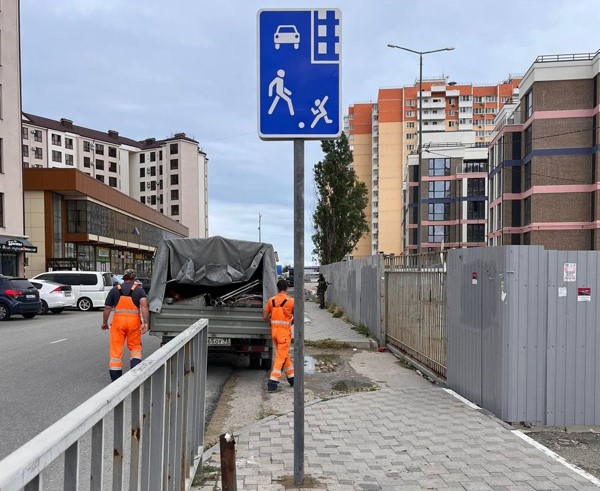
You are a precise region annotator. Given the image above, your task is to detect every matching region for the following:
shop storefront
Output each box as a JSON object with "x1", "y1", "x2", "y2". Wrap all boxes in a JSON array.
[{"x1": 0, "y1": 237, "x2": 38, "y2": 277}]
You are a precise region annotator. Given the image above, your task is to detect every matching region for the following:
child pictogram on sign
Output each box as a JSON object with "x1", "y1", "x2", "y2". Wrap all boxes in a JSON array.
[{"x1": 310, "y1": 96, "x2": 332, "y2": 128}]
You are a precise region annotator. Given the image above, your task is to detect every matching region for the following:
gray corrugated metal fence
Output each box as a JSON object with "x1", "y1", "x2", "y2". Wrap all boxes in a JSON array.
[
  {"x1": 448, "y1": 246, "x2": 600, "y2": 426},
  {"x1": 321, "y1": 256, "x2": 383, "y2": 343}
]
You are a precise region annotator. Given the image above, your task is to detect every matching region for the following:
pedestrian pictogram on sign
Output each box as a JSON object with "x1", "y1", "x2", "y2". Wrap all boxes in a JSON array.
[{"x1": 258, "y1": 9, "x2": 342, "y2": 140}]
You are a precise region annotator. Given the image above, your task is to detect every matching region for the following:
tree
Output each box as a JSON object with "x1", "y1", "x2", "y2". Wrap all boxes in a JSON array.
[{"x1": 312, "y1": 133, "x2": 369, "y2": 264}]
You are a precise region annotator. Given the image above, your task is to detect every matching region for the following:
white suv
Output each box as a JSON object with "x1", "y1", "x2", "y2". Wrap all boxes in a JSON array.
[{"x1": 31, "y1": 271, "x2": 113, "y2": 311}]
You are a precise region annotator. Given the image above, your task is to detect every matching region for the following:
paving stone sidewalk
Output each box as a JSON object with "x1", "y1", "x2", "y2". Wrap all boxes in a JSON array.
[{"x1": 196, "y1": 301, "x2": 600, "y2": 490}]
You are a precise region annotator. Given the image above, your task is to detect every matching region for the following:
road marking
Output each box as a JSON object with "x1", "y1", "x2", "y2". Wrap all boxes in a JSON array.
[{"x1": 50, "y1": 338, "x2": 67, "y2": 344}]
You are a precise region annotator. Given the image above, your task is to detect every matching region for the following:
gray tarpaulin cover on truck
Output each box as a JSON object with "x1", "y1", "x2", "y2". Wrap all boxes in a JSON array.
[{"x1": 148, "y1": 236, "x2": 278, "y2": 312}]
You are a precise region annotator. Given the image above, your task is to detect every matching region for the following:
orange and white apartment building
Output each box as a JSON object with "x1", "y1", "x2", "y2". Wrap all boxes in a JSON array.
[
  {"x1": 488, "y1": 50, "x2": 600, "y2": 250},
  {"x1": 346, "y1": 77, "x2": 520, "y2": 257}
]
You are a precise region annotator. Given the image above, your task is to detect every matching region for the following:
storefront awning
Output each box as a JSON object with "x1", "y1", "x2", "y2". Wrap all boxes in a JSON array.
[{"x1": 0, "y1": 236, "x2": 38, "y2": 253}]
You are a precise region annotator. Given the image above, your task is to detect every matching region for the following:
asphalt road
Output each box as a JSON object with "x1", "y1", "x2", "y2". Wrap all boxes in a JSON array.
[{"x1": 0, "y1": 309, "x2": 235, "y2": 461}]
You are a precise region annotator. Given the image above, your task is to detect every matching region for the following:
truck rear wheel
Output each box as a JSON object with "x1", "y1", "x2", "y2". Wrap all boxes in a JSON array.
[
  {"x1": 261, "y1": 357, "x2": 272, "y2": 370},
  {"x1": 249, "y1": 355, "x2": 261, "y2": 370}
]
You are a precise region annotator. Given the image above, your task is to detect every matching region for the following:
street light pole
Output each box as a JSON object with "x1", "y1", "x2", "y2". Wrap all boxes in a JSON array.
[{"x1": 387, "y1": 44, "x2": 454, "y2": 255}]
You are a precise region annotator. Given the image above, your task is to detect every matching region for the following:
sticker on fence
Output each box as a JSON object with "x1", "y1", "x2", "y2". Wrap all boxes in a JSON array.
[
  {"x1": 472, "y1": 272, "x2": 478, "y2": 285},
  {"x1": 558, "y1": 286, "x2": 567, "y2": 298},
  {"x1": 577, "y1": 287, "x2": 591, "y2": 302},
  {"x1": 564, "y1": 263, "x2": 576, "y2": 282}
]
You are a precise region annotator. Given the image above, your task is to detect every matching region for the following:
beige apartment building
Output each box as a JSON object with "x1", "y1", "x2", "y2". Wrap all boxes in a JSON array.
[
  {"x1": 347, "y1": 77, "x2": 520, "y2": 257},
  {"x1": 0, "y1": 2, "x2": 37, "y2": 276},
  {"x1": 22, "y1": 115, "x2": 209, "y2": 239}
]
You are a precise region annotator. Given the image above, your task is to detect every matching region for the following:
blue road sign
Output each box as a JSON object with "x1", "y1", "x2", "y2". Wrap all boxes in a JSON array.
[{"x1": 257, "y1": 9, "x2": 342, "y2": 140}]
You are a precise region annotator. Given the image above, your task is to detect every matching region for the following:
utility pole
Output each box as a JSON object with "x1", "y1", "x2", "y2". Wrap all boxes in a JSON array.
[{"x1": 258, "y1": 213, "x2": 262, "y2": 242}]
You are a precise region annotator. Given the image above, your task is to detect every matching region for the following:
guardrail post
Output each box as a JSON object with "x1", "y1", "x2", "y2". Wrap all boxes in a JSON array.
[{"x1": 219, "y1": 433, "x2": 237, "y2": 491}]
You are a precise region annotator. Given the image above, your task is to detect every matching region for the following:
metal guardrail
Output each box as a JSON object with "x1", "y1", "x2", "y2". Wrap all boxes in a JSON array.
[
  {"x1": 535, "y1": 51, "x2": 600, "y2": 63},
  {"x1": 0, "y1": 318, "x2": 208, "y2": 491}
]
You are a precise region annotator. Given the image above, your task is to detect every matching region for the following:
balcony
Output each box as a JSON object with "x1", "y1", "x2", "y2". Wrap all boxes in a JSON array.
[
  {"x1": 456, "y1": 162, "x2": 488, "y2": 174},
  {"x1": 418, "y1": 99, "x2": 446, "y2": 109},
  {"x1": 420, "y1": 111, "x2": 446, "y2": 121},
  {"x1": 431, "y1": 85, "x2": 446, "y2": 92},
  {"x1": 458, "y1": 99, "x2": 473, "y2": 108}
]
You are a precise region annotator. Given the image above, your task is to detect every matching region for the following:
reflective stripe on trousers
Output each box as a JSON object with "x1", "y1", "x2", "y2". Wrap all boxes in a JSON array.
[{"x1": 270, "y1": 326, "x2": 294, "y2": 382}]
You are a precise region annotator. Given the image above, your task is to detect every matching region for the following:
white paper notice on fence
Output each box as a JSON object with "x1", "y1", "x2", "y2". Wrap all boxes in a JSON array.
[
  {"x1": 564, "y1": 263, "x2": 576, "y2": 282},
  {"x1": 501, "y1": 291, "x2": 507, "y2": 302},
  {"x1": 558, "y1": 286, "x2": 567, "y2": 297}
]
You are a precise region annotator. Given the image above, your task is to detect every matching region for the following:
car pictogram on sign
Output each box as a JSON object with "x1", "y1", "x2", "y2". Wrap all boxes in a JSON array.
[{"x1": 274, "y1": 25, "x2": 300, "y2": 49}]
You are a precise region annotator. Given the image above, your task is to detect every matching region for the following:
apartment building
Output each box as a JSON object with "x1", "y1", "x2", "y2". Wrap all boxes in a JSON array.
[
  {"x1": 347, "y1": 77, "x2": 519, "y2": 256},
  {"x1": 404, "y1": 133, "x2": 488, "y2": 251},
  {"x1": 488, "y1": 50, "x2": 600, "y2": 250},
  {"x1": 22, "y1": 114, "x2": 208, "y2": 239},
  {"x1": 0, "y1": 2, "x2": 37, "y2": 276}
]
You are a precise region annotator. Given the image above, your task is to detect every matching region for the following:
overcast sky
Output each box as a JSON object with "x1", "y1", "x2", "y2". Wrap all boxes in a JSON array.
[{"x1": 19, "y1": 0, "x2": 600, "y2": 266}]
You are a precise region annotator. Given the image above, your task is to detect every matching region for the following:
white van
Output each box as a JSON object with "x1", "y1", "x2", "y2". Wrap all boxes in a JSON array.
[{"x1": 31, "y1": 271, "x2": 113, "y2": 311}]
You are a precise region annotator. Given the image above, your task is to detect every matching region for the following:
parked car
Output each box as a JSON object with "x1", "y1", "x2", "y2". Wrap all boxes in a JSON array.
[
  {"x1": 31, "y1": 271, "x2": 113, "y2": 311},
  {"x1": 0, "y1": 275, "x2": 41, "y2": 321},
  {"x1": 29, "y1": 280, "x2": 76, "y2": 314}
]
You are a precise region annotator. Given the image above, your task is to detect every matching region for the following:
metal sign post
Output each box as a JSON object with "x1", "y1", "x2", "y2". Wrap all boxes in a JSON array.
[{"x1": 257, "y1": 8, "x2": 341, "y2": 486}]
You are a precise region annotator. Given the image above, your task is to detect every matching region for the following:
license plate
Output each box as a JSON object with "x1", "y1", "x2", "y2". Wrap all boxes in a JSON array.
[
  {"x1": 64, "y1": 292, "x2": 72, "y2": 297},
  {"x1": 26, "y1": 294, "x2": 35, "y2": 299},
  {"x1": 207, "y1": 337, "x2": 231, "y2": 346}
]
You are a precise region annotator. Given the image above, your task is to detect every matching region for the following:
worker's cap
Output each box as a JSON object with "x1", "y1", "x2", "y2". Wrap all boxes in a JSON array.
[{"x1": 123, "y1": 269, "x2": 136, "y2": 280}]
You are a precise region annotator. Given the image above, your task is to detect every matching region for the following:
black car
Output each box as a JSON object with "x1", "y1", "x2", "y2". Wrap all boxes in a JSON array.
[
  {"x1": 0, "y1": 276, "x2": 41, "y2": 320},
  {"x1": 137, "y1": 277, "x2": 152, "y2": 295}
]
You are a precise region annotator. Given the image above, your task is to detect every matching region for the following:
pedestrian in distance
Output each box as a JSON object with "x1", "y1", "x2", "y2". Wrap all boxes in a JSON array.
[
  {"x1": 101, "y1": 269, "x2": 150, "y2": 381},
  {"x1": 317, "y1": 273, "x2": 329, "y2": 309},
  {"x1": 263, "y1": 279, "x2": 295, "y2": 393}
]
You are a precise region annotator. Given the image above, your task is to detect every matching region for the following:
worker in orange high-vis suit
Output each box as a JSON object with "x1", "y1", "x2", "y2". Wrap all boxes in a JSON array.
[
  {"x1": 101, "y1": 269, "x2": 150, "y2": 381},
  {"x1": 263, "y1": 279, "x2": 295, "y2": 392}
]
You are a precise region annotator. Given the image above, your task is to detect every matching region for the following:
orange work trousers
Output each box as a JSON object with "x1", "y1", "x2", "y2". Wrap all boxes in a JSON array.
[
  {"x1": 109, "y1": 314, "x2": 142, "y2": 375},
  {"x1": 269, "y1": 326, "x2": 294, "y2": 382}
]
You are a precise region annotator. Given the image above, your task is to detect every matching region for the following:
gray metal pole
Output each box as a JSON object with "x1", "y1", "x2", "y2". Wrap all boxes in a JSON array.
[
  {"x1": 293, "y1": 139, "x2": 305, "y2": 486},
  {"x1": 417, "y1": 53, "x2": 423, "y2": 256}
]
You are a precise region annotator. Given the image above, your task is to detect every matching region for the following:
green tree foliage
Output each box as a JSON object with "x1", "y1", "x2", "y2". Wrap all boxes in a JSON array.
[{"x1": 312, "y1": 133, "x2": 369, "y2": 264}]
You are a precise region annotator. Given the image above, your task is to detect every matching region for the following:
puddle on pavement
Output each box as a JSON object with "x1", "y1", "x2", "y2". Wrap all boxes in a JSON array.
[
  {"x1": 304, "y1": 354, "x2": 341, "y2": 374},
  {"x1": 332, "y1": 380, "x2": 374, "y2": 392}
]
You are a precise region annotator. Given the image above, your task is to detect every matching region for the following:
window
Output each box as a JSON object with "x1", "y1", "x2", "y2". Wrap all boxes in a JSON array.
[
  {"x1": 485, "y1": 95, "x2": 497, "y2": 103},
  {"x1": 65, "y1": 138, "x2": 73, "y2": 150},
  {"x1": 52, "y1": 150, "x2": 62, "y2": 163},
  {"x1": 524, "y1": 126, "x2": 532, "y2": 156},
  {"x1": 171, "y1": 189, "x2": 179, "y2": 200},
  {"x1": 525, "y1": 90, "x2": 533, "y2": 119},
  {"x1": 159, "y1": 195, "x2": 163, "y2": 204},
  {"x1": 407, "y1": 144, "x2": 415, "y2": 151},
  {"x1": 149, "y1": 166, "x2": 156, "y2": 177},
  {"x1": 467, "y1": 201, "x2": 485, "y2": 219},
  {"x1": 449, "y1": 99, "x2": 456, "y2": 106},
  {"x1": 150, "y1": 181, "x2": 156, "y2": 191},
  {"x1": 95, "y1": 143, "x2": 104, "y2": 155},
  {"x1": 159, "y1": 180, "x2": 163, "y2": 190},
  {"x1": 96, "y1": 175, "x2": 104, "y2": 183},
  {"x1": 459, "y1": 95, "x2": 472, "y2": 102},
  {"x1": 159, "y1": 165, "x2": 163, "y2": 176},
  {"x1": 428, "y1": 203, "x2": 449, "y2": 221},
  {"x1": 171, "y1": 174, "x2": 179, "y2": 185},
  {"x1": 109, "y1": 161, "x2": 117, "y2": 173},
  {"x1": 459, "y1": 119, "x2": 473, "y2": 125},
  {"x1": 406, "y1": 111, "x2": 414, "y2": 118},
  {"x1": 170, "y1": 159, "x2": 178, "y2": 170},
  {"x1": 84, "y1": 156, "x2": 91, "y2": 168},
  {"x1": 501, "y1": 96, "x2": 509, "y2": 103},
  {"x1": 474, "y1": 96, "x2": 483, "y2": 103},
  {"x1": 51, "y1": 134, "x2": 61, "y2": 146},
  {"x1": 139, "y1": 168, "x2": 145, "y2": 178},
  {"x1": 428, "y1": 181, "x2": 451, "y2": 198},
  {"x1": 406, "y1": 122, "x2": 415, "y2": 128},
  {"x1": 109, "y1": 177, "x2": 117, "y2": 187},
  {"x1": 140, "y1": 182, "x2": 145, "y2": 192},
  {"x1": 449, "y1": 111, "x2": 456, "y2": 116},
  {"x1": 33, "y1": 130, "x2": 42, "y2": 142},
  {"x1": 170, "y1": 143, "x2": 178, "y2": 155},
  {"x1": 406, "y1": 133, "x2": 414, "y2": 140},
  {"x1": 159, "y1": 150, "x2": 163, "y2": 160},
  {"x1": 150, "y1": 195, "x2": 156, "y2": 205},
  {"x1": 34, "y1": 147, "x2": 42, "y2": 159},
  {"x1": 467, "y1": 178, "x2": 485, "y2": 196},
  {"x1": 171, "y1": 205, "x2": 179, "y2": 215},
  {"x1": 459, "y1": 106, "x2": 472, "y2": 113},
  {"x1": 406, "y1": 100, "x2": 415, "y2": 107},
  {"x1": 0, "y1": 193, "x2": 4, "y2": 227},
  {"x1": 65, "y1": 154, "x2": 74, "y2": 166},
  {"x1": 22, "y1": 144, "x2": 28, "y2": 158},
  {"x1": 108, "y1": 147, "x2": 117, "y2": 158},
  {"x1": 428, "y1": 225, "x2": 449, "y2": 243},
  {"x1": 524, "y1": 162, "x2": 532, "y2": 190},
  {"x1": 95, "y1": 159, "x2": 104, "y2": 170},
  {"x1": 524, "y1": 197, "x2": 531, "y2": 225},
  {"x1": 150, "y1": 152, "x2": 156, "y2": 162},
  {"x1": 467, "y1": 224, "x2": 485, "y2": 242},
  {"x1": 448, "y1": 121, "x2": 457, "y2": 127},
  {"x1": 428, "y1": 158, "x2": 450, "y2": 176},
  {"x1": 140, "y1": 196, "x2": 146, "y2": 204},
  {"x1": 83, "y1": 141, "x2": 91, "y2": 152},
  {"x1": 22, "y1": 127, "x2": 28, "y2": 139},
  {"x1": 139, "y1": 153, "x2": 146, "y2": 164}
]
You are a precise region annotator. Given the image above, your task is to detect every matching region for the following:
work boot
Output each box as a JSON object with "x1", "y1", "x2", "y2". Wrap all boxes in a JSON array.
[
  {"x1": 267, "y1": 380, "x2": 279, "y2": 393},
  {"x1": 110, "y1": 370, "x2": 122, "y2": 382},
  {"x1": 130, "y1": 358, "x2": 142, "y2": 369},
  {"x1": 287, "y1": 377, "x2": 294, "y2": 387}
]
